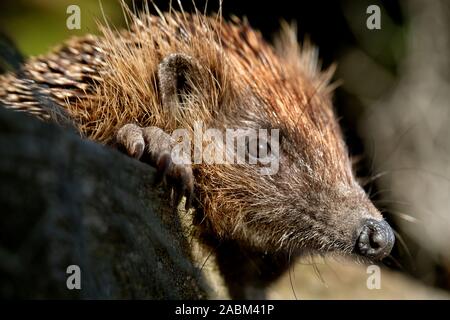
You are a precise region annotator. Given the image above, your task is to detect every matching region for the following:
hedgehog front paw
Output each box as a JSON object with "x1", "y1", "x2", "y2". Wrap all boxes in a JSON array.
[{"x1": 116, "y1": 123, "x2": 194, "y2": 210}]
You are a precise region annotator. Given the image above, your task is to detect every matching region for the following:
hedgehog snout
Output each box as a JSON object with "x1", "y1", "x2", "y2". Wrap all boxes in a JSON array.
[{"x1": 355, "y1": 219, "x2": 395, "y2": 260}]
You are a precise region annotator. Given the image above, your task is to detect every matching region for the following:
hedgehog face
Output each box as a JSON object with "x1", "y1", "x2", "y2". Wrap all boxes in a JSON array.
[
  {"x1": 154, "y1": 45, "x2": 394, "y2": 261},
  {"x1": 196, "y1": 98, "x2": 394, "y2": 261},
  {"x1": 186, "y1": 59, "x2": 393, "y2": 261}
]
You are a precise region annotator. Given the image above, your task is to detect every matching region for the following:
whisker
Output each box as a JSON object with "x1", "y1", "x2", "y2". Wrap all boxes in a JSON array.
[
  {"x1": 199, "y1": 242, "x2": 220, "y2": 274},
  {"x1": 372, "y1": 167, "x2": 450, "y2": 183},
  {"x1": 385, "y1": 210, "x2": 421, "y2": 224},
  {"x1": 383, "y1": 254, "x2": 405, "y2": 270},
  {"x1": 368, "y1": 188, "x2": 394, "y2": 199},
  {"x1": 288, "y1": 247, "x2": 299, "y2": 300},
  {"x1": 392, "y1": 229, "x2": 414, "y2": 266},
  {"x1": 373, "y1": 199, "x2": 414, "y2": 206},
  {"x1": 311, "y1": 260, "x2": 327, "y2": 287},
  {"x1": 374, "y1": 199, "x2": 436, "y2": 218},
  {"x1": 322, "y1": 256, "x2": 340, "y2": 283},
  {"x1": 361, "y1": 171, "x2": 390, "y2": 187}
]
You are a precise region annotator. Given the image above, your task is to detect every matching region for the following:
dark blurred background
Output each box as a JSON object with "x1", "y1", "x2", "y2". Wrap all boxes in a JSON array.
[{"x1": 0, "y1": 0, "x2": 449, "y2": 298}]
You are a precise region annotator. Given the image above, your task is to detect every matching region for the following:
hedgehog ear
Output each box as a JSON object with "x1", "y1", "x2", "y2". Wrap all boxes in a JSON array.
[{"x1": 157, "y1": 53, "x2": 205, "y2": 114}]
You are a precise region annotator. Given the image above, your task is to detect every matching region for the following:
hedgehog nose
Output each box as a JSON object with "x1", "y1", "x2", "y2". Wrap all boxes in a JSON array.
[{"x1": 356, "y1": 219, "x2": 395, "y2": 260}]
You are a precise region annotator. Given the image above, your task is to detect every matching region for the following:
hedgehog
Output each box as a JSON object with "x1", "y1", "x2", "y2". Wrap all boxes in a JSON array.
[{"x1": 0, "y1": 4, "x2": 394, "y2": 298}]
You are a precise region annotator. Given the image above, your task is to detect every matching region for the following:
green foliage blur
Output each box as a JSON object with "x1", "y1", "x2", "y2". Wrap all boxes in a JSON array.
[{"x1": 0, "y1": 0, "x2": 128, "y2": 56}]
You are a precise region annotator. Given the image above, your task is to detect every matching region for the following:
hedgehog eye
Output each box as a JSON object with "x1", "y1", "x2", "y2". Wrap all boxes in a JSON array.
[{"x1": 246, "y1": 136, "x2": 271, "y2": 161}]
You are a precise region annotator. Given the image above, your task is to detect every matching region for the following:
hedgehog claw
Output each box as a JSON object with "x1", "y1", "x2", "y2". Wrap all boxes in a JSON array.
[
  {"x1": 155, "y1": 151, "x2": 194, "y2": 210},
  {"x1": 116, "y1": 123, "x2": 145, "y2": 159},
  {"x1": 116, "y1": 123, "x2": 194, "y2": 210}
]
